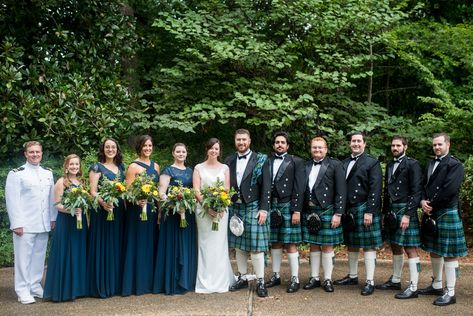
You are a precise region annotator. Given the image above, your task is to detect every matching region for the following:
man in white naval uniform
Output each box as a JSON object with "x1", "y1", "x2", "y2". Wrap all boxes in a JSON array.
[{"x1": 5, "y1": 141, "x2": 56, "y2": 304}]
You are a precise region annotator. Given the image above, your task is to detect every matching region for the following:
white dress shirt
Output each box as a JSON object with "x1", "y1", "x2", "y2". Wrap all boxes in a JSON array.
[{"x1": 236, "y1": 150, "x2": 252, "y2": 187}]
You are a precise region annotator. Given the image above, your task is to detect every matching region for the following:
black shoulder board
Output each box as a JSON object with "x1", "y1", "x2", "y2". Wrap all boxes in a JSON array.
[
  {"x1": 13, "y1": 167, "x2": 25, "y2": 172},
  {"x1": 41, "y1": 166, "x2": 52, "y2": 171}
]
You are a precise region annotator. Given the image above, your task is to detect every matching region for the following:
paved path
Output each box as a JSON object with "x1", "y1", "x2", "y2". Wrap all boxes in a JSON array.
[{"x1": 1, "y1": 259, "x2": 472, "y2": 315}]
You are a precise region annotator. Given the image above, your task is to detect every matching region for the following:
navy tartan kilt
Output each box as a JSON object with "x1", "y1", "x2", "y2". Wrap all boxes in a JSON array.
[
  {"x1": 270, "y1": 201, "x2": 302, "y2": 244},
  {"x1": 421, "y1": 207, "x2": 468, "y2": 257},
  {"x1": 302, "y1": 205, "x2": 343, "y2": 246},
  {"x1": 344, "y1": 203, "x2": 383, "y2": 249},
  {"x1": 384, "y1": 203, "x2": 421, "y2": 247},
  {"x1": 228, "y1": 200, "x2": 270, "y2": 252}
]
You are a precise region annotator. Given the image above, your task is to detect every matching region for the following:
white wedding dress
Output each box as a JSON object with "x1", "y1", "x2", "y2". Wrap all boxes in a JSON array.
[{"x1": 194, "y1": 163, "x2": 235, "y2": 293}]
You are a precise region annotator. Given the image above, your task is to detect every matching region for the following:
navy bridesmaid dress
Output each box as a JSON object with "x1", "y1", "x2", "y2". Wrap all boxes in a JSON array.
[
  {"x1": 121, "y1": 160, "x2": 159, "y2": 296},
  {"x1": 44, "y1": 184, "x2": 88, "y2": 302},
  {"x1": 87, "y1": 162, "x2": 126, "y2": 298},
  {"x1": 153, "y1": 166, "x2": 197, "y2": 295}
]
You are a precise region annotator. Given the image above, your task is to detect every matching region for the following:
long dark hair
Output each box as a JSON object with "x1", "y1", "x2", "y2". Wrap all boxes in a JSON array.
[
  {"x1": 135, "y1": 135, "x2": 153, "y2": 156},
  {"x1": 98, "y1": 138, "x2": 123, "y2": 166},
  {"x1": 205, "y1": 138, "x2": 222, "y2": 160}
]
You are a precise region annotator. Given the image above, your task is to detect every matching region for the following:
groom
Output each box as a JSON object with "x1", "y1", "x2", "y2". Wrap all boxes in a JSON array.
[{"x1": 225, "y1": 129, "x2": 270, "y2": 297}]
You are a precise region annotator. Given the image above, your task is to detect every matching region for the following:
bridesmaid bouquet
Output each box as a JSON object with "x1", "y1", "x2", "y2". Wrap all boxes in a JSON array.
[
  {"x1": 127, "y1": 173, "x2": 159, "y2": 221},
  {"x1": 200, "y1": 179, "x2": 235, "y2": 231},
  {"x1": 59, "y1": 186, "x2": 98, "y2": 229},
  {"x1": 97, "y1": 176, "x2": 127, "y2": 221},
  {"x1": 161, "y1": 181, "x2": 197, "y2": 228}
]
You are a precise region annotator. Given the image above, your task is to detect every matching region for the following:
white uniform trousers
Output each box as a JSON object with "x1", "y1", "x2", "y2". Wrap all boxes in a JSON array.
[{"x1": 13, "y1": 232, "x2": 48, "y2": 298}]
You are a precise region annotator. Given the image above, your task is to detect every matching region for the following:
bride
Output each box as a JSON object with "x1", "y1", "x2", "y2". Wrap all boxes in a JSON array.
[{"x1": 193, "y1": 138, "x2": 235, "y2": 293}]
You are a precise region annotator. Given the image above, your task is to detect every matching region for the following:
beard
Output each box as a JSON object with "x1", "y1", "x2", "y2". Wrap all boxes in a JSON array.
[{"x1": 392, "y1": 149, "x2": 405, "y2": 158}]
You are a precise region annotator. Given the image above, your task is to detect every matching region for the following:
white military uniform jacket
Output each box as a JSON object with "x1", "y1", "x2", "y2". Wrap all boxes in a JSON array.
[{"x1": 5, "y1": 162, "x2": 57, "y2": 232}]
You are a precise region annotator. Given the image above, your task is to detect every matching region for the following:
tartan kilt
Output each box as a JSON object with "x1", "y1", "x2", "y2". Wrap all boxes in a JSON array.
[
  {"x1": 302, "y1": 205, "x2": 343, "y2": 246},
  {"x1": 344, "y1": 203, "x2": 383, "y2": 249},
  {"x1": 270, "y1": 200, "x2": 302, "y2": 244},
  {"x1": 228, "y1": 200, "x2": 270, "y2": 252},
  {"x1": 384, "y1": 203, "x2": 421, "y2": 247},
  {"x1": 421, "y1": 207, "x2": 468, "y2": 257}
]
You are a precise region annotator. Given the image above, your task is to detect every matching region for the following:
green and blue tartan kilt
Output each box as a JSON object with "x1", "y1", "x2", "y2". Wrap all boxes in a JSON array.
[
  {"x1": 344, "y1": 203, "x2": 383, "y2": 249},
  {"x1": 270, "y1": 200, "x2": 302, "y2": 244},
  {"x1": 421, "y1": 207, "x2": 468, "y2": 257},
  {"x1": 302, "y1": 205, "x2": 343, "y2": 245},
  {"x1": 384, "y1": 203, "x2": 421, "y2": 247},
  {"x1": 228, "y1": 200, "x2": 270, "y2": 252}
]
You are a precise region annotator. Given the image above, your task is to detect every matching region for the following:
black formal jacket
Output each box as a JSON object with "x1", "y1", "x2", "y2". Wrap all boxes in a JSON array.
[
  {"x1": 343, "y1": 152, "x2": 382, "y2": 215},
  {"x1": 423, "y1": 154, "x2": 464, "y2": 210},
  {"x1": 382, "y1": 156, "x2": 423, "y2": 217},
  {"x1": 302, "y1": 157, "x2": 347, "y2": 215},
  {"x1": 224, "y1": 151, "x2": 270, "y2": 211},
  {"x1": 261, "y1": 153, "x2": 305, "y2": 213}
]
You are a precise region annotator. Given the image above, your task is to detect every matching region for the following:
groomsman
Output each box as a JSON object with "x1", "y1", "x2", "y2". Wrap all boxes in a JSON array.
[
  {"x1": 225, "y1": 129, "x2": 270, "y2": 297},
  {"x1": 418, "y1": 133, "x2": 467, "y2": 306},
  {"x1": 301, "y1": 137, "x2": 346, "y2": 293},
  {"x1": 377, "y1": 136, "x2": 423, "y2": 299},
  {"x1": 334, "y1": 132, "x2": 383, "y2": 296},
  {"x1": 263, "y1": 131, "x2": 305, "y2": 293},
  {"x1": 5, "y1": 141, "x2": 57, "y2": 304}
]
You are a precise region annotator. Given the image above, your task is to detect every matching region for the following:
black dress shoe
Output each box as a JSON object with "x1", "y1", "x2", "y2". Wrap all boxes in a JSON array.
[
  {"x1": 433, "y1": 291, "x2": 456, "y2": 306},
  {"x1": 418, "y1": 285, "x2": 444, "y2": 296},
  {"x1": 361, "y1": 281, "x2": 375, "y2": 296},
  {"x1": 303, "y1": 277, "x2": 321, "y2": 290},
  {"x1": 256, "y1": 280, "x2": 268, "y2": 298},
  {"x1": 334, "y1": 275, "x2": 358, "y2": 285},
  {"x1": 287, "y1": 276, "x2": 300, "y2": 293},
  {"x1": 229, "y1": 275, "x2": 248, "y2": 292},
  {"x1": 395, "y1": 287, "x2": 418, "y2": 299},
  {"x1": 323, "y1": 279, "x2": 334, "y2": 293},
  {"x1": 375, "y1": 276, "x2": 401, "y2": 290},
  {"x1": 265, "y1": 273, "x2": 281, "y2": 288}
]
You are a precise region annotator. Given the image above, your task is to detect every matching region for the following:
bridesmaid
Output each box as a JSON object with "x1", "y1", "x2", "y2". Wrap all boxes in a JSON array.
[
  {"x1": 44, "y1": 154, "x2": 88, "y2": 302},
  {"x1": 122, "y1": 135, "x2": 160, "y2": 296},
  {"x1": 87, "y1": 138, "x2": 125, "y2": 298},
  {"x1": 153, "y1": 143, "x2": 198, "y2": 295}
]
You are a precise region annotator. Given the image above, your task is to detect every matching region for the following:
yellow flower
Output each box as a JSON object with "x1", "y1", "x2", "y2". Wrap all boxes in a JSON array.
[
  {"x1": 152, "y1": 190, "x2": 159, "y2": 197},
  {"x1": 184, "y1": 188, "x2": 191, "y2": 194},
  {"x1": 82, "y1": 189, "x2": 88, "y2": 194},
  {"x1": 142, "y1": 184, "x2": 152, "y2": 194},
  {"x1": 71, "y1": 188, "x2": 79, "y2": 193},
  {"x1": 212, "y1": 191, "x2": 219, "y2": 196},
  {"x1": 218, "y1": 186, "x2": 225, "y2": 191},
  {"x1": 220, "y1": 192, "x2": 228, "y2": 200},
  {"x1": 115, "y1": 183, "x2": 126, "y2": 192},
  {"x1": 172, "y1": 186, "x2": 180, "y2": 193}
]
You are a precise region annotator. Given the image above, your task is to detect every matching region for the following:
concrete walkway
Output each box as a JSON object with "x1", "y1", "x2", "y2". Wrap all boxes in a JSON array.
[{"x1": 1, "y1": 259, "x2": 472, "y2": 315}]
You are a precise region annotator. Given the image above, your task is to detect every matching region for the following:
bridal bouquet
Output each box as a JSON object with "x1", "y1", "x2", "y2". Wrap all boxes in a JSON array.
[
  {"x1": 200, "y1": 179, "x2": 235, "y2": 231},
  {"x1": 59, "y1": 186, "x2": 97, "y2": 229},
  {"x1": 127, "y1": 173, "x2": 159, "y2": 221},
  {"x1": 161, "y1": 181, "x2": 197, "y2": 228},
  {"x1": 97, "y1": 176, "x2": 127, "y2": 221}
]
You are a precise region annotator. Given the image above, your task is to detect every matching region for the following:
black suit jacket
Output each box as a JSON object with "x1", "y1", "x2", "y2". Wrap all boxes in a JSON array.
[
  {"x1": 423, "y1": 154, "x2": 464, "y2": 210},
  {"x1": 302, "y1": 157, "x2": 347, "y2": 215},
  {"x1": 224, "y1": 151, "x2": 270, "y2": 211},
  {"x1": 261, "y1": 154, "x2": 305, "y2": 213},
  {"x1": 382, "y1": 156, "x2": 423, "y2": 217},
  {"x1": 343, "y1": 152, "x2": 382, "y2": 215}
]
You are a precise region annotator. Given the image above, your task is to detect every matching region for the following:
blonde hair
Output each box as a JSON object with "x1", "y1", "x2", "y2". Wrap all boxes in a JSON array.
[{"x1": 63, "y1": 154, "x2": 83, "y2": 188}]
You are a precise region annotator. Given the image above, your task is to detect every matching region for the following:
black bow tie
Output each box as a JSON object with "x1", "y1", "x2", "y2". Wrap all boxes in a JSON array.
[
  {"x1": 238, "y1": 153, "x2": 249, "y2": 160},
  {"x1": 394, "y1": 158, "x2": 402, "y2": 163},
  {"x1": 274, "y1": 155, "x2": 284, "y2": 160},
  {"x1": 435, "y1": 157, "x2": 442, "y2": 163},
  {"x1": 313, "y1": 160, "x2": 322, "y2": 166},
  {"x1": 350, "y1": 156, "x2": 358, "y2": 161}
]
